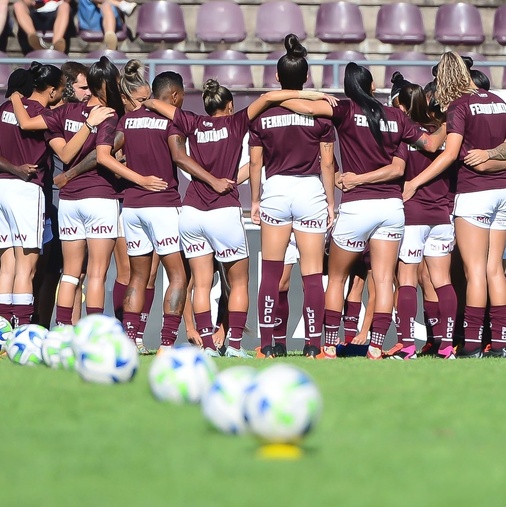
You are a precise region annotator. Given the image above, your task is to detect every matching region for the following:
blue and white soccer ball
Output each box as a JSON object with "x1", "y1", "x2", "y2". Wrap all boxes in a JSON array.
[
  {"x1": 0, "y1": 316, "x2": 12, "y2": 352},
  {"x1": 149, "y1": 345, "x2": 218, "y2": 404},
  {"x1": 202, "y1": 366, "x2": 257, "y2": 434},
  {"x1": 76, "y1": 330, "x2": 139, "y2": 384},
  {"x1": 243, "y1": 364, "x2": 323, "y2": 443},
  {"x1": 6, "y1": 324, "x2": 48, "y2": 366},
  {"x1": 42, "y1": 325, "x2": 75, "y2": 369},
  {"x1": 73, "y1": 314, "x2": 124, "y2": 352}
]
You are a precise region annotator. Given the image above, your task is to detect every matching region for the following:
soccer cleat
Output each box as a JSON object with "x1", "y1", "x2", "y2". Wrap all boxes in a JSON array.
[
  {"x1": 136, "y1": 341, "x2": 151, "y2": 355},
  {"x1": 437, "y1": 345, "x2": 457, "y2": 359},
  {"x1": 389, "y1": 344, "x2": 417, "y2": 360},
  {"x1": 456, "y1": 347, "x2": 483, "y2": 359},
  {"x1": 204, "y1": 347, "x2": 220, "y2": 358},
  {"x1": 482, "y1": 344, "x2": 506, "y2": 358},
  {"x1": 384, "y1": 342, "x2": 403, "y2": 357},
  {"x1": 303, "y1": 345, "x2": 324, "y2": 359},
  {"x1": 225, "y1": 346, "x2": 252, "y2": 359},
  {"x1": 418, "y1": 341, "x2": 441, "y2": 357},
  {"x1": 322, "y1": 345, "x2": 337, "y2": 359},
  {"x1": 366, "y1": 346, "x2": 383, "y2": 360},
  {"x1": 255, "y1": 345, "x2": 275, "y2": 359},
  {"x1": 272, "y1": 342, "x2": 287, "y2": 357}
]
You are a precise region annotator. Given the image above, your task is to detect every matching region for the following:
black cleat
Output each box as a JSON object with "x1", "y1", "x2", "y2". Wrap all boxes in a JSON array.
[
  {"x1": 418, "y1": 341, "x2": 441, "y2": 357},
  {"x1": 272, "y1": 343, "x2": 287, "y2": 357},
  {"x1": 255, "y1": 345, "x2": 275, "y2": 358},
  {"x1": 303, "y1": 345, "x2": 324, "y2": 359},
  {"x1": 482, "y1": 345, "x2": 506, "y2": 358},
  {"x1": 456, "y1": 347, "x2": 483, "y2": 359}
]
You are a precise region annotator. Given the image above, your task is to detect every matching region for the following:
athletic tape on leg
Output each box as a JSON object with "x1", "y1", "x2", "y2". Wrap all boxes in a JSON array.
[{"x1": 61, "y1": 274, "x2": 80, "y2": 286}]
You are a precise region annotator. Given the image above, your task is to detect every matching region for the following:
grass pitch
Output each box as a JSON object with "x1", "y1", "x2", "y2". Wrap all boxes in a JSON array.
[{"x1": 1, "y1": 354, "x2": 506, "y2": 507}]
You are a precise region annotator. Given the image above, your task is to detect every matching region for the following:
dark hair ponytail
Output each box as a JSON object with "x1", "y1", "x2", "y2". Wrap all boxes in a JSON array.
[
  {"x1": 29, "y1": 61, "x2": 63, "y2": 92},
  {"x1": 87, "y1": 56, "x2": 125, "y2": 118},
  {"x1": 276, "y1": 33, "x2": 308, "y2": 90},
  {"x1": 202, "y1": 78, "x2": 233, "y2": 116},
  {"x1": 398, "y1": 83, "x2": 441, "y2": 130},
  {"x1": 344, "y1": 62, "x2": 389, "y2": 148}
]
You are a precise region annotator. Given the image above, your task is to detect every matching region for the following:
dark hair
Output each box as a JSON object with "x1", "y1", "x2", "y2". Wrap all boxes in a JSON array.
[
  {"x1": 152, "y1": 71, "x2": 184, "y2": 99},
  {"x1": 5, "y1": 68, "x2": 34, "y2": 98},
  {"x1": 276, "y1": 33, "x2": 308, "y2": 90},
  {"x1": 398, "y1": 84, "x2": 441, "y2": 130},
  {"x1": 344, "y1": 62, "x2": 390, "y2": 148},
  {"x1": 120, "y1": 59, "x2": 149, "y2": 100},
  {"x1": 29, "y1": 61, "x2": 64, "y2": 92},
  {"x1": 61, "y1": 61, "x2": 89, "y2": 102},
  {"x1": 390, "y1": 71, "x2": 412, "y2": 100},
  {"x1": 470, "y1": 69, "x2": 490, "y2": 91},
  {"x1": 202, "y1": 78, "x2": 233, "y2": 116},
  {"x1": 87, "y1": 56, "x2": 125, "y2": 117}
]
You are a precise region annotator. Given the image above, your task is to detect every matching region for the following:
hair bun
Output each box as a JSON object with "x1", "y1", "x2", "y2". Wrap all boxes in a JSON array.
[
  {"x1": 462, "y1": 56, "x2": 473, "y2": 70},
  {"x1": 391, "y1": 71, "x2": 405, "y2": 85},
  {"x1": 284, "y1": 33, "x2": 307, "y2": 58},
  {"x1": 124, "y1": 59, "x2": 142, "y2": 78},
  {"x1": 203, "y1": 78, "x2": 220, "y2": 94}
]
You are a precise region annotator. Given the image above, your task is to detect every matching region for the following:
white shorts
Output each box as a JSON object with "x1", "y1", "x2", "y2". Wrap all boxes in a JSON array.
[
  {"x1": 58, "y1": 198, "x2": 119, "y2": 240},
  {"x1": 122, "y1": 206, "x2": 182, "y2": 256},
  {"x1": 454, "y1": 189, "x2": 506, "y2": 230},
  {"x1": 0, "y1": 180, "x2": 44, "y2": 249},
  {"x1": 284, "y1": 233, "x2": 299, "y2": 265},
  {"x1": 399, "y1": 224, "x2": 455, "y2": 263},
  {"x1": 179, "y1": 206, "x2": 248, "y2": 262},
  {"x1": 333, "y1": 198, "x2": 404, "y2": 252},
  {"x1": 260, "y1": 175, "x2": 328, "y2": 233}
]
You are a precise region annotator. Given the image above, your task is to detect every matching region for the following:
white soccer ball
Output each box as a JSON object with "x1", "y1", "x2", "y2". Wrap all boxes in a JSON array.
[
  {"x1": 76, "y1": 330, "x2": 139, "y2": 384},
  {"x1": 149, "y1": 345, "x2": 218, "y2": 404},
  {"x1": 243, "y1": 365, "x2": 322, "y2": 443},
  {"x1": 73, "y1": 314, "x2": 124, "y2": 352},
  {"x1": 41, "y1": 325, "x2": 75, "y2": 369},
  {"x1": 0, "y1": 316, "x2": 12, "y2": 352},
  {"x1": 7, "y1": 324, "x2": 48, "y2": 366},
  {"x1": 202, "y1": 366, "x2": 257, "y2": 434}
]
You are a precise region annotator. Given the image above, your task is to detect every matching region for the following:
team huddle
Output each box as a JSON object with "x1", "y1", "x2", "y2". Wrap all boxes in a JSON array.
[{"x1": 1, "y1": 33, "x2": 506, "y2": 360}]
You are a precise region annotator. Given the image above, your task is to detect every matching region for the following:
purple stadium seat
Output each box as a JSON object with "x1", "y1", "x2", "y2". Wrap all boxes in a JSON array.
[
  {"x1": 376, "y1": 3, "x2": 425, "y2": 44},
  {"x1": 79, "y1": 23, "x2": 128, "y2": 43},
  {"x1": 87, "y1": 49, "x2": 128, "y2": 61},
  {"x1": 25, "y1": 49, "x2": 67, "y2": 61},
  {"x1": 204, "y1": 50, "x2": 253, "y2": 89},
  {"x1": 196, "y1": 1, "x2": 246, "y2": 43},
  {"x1": 493, "y1": 5, "x2": 506, "y2": 46},
  {"x1": 322, "y1": 51, "x2": 367, "y2": 88},
  {"x1": 137, "y1": 1, "x2": 186, "y2": 43},
  {"x1": 262, "y1": 50, "x2": 314, "y2": 88},
  {"x1": 256, "y1": 1, "x2": 306, "y2": 43},
  {"x1": 384, "y1": 52, "x2": 433, "y2": 88},
  {"x1": 315, "y1": 2, "x2": 365, "y2": 43},
  {"x1": 435, "y1": 3, "x2": 485, "y2": 45},
  {"x1": 147, "y1": 49, "x2": 194, "y2": 89},
  {"x1": 0, "y1": 52, "x2": 10, "y2": 89},
  {"x1": 460, "y1": 52, "x2": 492, "y2": 81}
]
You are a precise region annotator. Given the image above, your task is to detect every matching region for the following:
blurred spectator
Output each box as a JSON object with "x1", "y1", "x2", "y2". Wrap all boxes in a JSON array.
[{"x1": 0, "y1": 0, "x2": 9, "y2": 50}]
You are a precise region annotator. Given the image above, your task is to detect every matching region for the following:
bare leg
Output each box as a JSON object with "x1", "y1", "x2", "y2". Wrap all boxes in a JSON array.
[{"x1": 85, "y1": 238, "x2": 116, "y2": 310}]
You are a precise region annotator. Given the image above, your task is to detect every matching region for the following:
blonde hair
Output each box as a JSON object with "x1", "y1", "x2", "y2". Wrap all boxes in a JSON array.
[
  {"x1": 435, "y1": 51, "x2": 472, "y2": 111},
  {"x1": 120, "y1": 59, "x2": 149, "y2": 103}
]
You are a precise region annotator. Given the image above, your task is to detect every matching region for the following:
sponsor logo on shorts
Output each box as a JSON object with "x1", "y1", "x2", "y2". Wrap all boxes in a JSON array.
[
  {"x1": 387, "y1": 232, "x2": 403, "y2": 239},
  {"x1": 407, "y1": 249, "x2": 422, "y2": 257},
  {"x1": 0, "y1": 234, "x2": 8, "y2": 242},
  {"x1": 186, "y1": 242, "x2": 206, "y2": 253},
  {"x1": 156, "y1": 236, "x2": 179, "y2": 247},
  {"x1": 260, "y1": 212, "x2": 281, "y2": 225},
  {"x1": 343, "y1": 239, "x2": 367, "y2": 249},
  {"x1": 127, "y1": 240, "x2": 141, "y2": 250},
  {"x1": 475, "y1": 216, "x2": 490, "y2": 225},
  {"x1": 216, "y1": 248, "x2": 239, "y2": 258},
  {"x1": 300, "y1": 219, "x2": 325, "y2": 229},
  {"x1": 60, "y1": 226, "x2": 78, "y2": 236},
  {"x1": 90, "y1": 225, "x2": 113, "y2": 234},
  {"x1": 14, "y1": 233, "x2": 27, "y2": 242}
]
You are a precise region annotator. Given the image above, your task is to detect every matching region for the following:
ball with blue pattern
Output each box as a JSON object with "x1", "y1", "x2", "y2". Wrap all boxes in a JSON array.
[
  {"x1": 7, "y1": 324, "x2": 48, "y2": 366},
  {"x1": 0, "y1": 315, "x2": 12, "y2": 352}
]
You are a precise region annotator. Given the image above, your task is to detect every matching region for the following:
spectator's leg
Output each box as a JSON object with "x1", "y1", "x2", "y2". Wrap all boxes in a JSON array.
[
  {"x1": 52, "y1": 1, "x2": 70, "y2": 52},
  {"x1": 0, "y1": 0, "x2": 8, "y2": 37},
  {"x1": 13, "y1": 0, "x2": 42, "y2": 50},
  {"x1": 100, "y1": 2, "x2": 118, "y2": 49}
]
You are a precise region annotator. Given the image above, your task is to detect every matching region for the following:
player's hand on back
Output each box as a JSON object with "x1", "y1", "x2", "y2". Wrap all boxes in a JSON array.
[
  {"x1": 87, "y1": 105, "x2": 115, "y2": 127},
  {"x1": 14, "y1": 163, "x2": 37, "y2": 181},
  {"x1": 140, "y1": 176, "x2": 168, "y2": 191},
  {"x1": 463, "y1": 149, "x2": 489, "y2": 167},
  {"x1": 211, "y1": 177, "x2": 235, "y2": 195},
  {"x1": 250, "y1": 202, "x2": 261, "y2": 225},
  {"x1": 322, "y1": 94, "x2": 339, "y2": 107}
]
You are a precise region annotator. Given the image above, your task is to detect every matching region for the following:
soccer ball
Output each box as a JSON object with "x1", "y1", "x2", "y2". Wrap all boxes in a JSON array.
[
  {"x1": 73, "y1": 314, "x2": 124, "y2": 352},
  {"x1": 76, "y1": 330, "x2": 138, "y2": 384},
  {"x1": 202, "y1": 366, "x2": 257, "y2": 434},
  {"x1": 149, "y1": 345, "x2": 218, "y2": 404},
  {"x1": 7, "y1": 324, "x2": 48, "y2": 366},
  {"x1": 41, "y1": 325, "x2": 75, "y2": 369},
  {"x1": 0, "y1": 316, "x2": 12, "y2": 352},
  {"x1": 243, "y1": 365, "x2": 323, "y2": 443}
]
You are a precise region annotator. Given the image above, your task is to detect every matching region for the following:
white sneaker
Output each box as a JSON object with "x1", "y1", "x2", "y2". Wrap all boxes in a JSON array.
[
  {"x1": 119, "y1": 0, "x2": 137, "y2": 16},
  {"x1": 225, "y1": 346, "x2": 252, "y2": 359},
  {"x1": 204, "y1": 347, "x2": 220, "y2": 358},
  {"x1": 135, "y1": 339, "x2": 150, "y2": 355}
]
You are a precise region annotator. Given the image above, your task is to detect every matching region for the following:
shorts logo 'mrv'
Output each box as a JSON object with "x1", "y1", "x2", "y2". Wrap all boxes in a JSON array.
[
  {"x1": 475, "y1": 216, "x2": 490, "y2": 224},
  {"x1": 216, "y1": 248, "x2": 239, "y2": 258},
  {"x1": 91, "y1": 225, "x2": 113, "y2": 234},
  {"x1": 127, "y1": 240, "x2": 141, "y2": 249},
  {"x1": 156, "y1": 236, "x2": 179, "y2": 247},
  {"x1": 260, "y1": 212, "x2": 281, "y2": 224},
  {"x1": 344, "y1": 239, "x2": 367, "y2": 249},
  {"x1": 60, "y1": 226, "x2": 78, "y2": 236},
  {"x1": 300, "y1": 219, "x2": 324, "y2": 228},
  {"x1": 186, "y1": 242, "x2": 205, "y2": 253},
  {"x1": 0, "y1": 234, "x2": 8, "y2": 242},
  {"x1": 408, "y1": 249, "x2": 422, "y2": 257},
  {"x1": 14, "y1": 233, "x2": 27, "y2": 242},
  {"x1": 387, "y1": 232, "x2": 402, "y2": 239}
]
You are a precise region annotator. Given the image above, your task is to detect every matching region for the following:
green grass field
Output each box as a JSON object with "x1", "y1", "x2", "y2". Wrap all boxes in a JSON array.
[{"x1": 1, "y1": 354, "x2": 506, "y2": 507}]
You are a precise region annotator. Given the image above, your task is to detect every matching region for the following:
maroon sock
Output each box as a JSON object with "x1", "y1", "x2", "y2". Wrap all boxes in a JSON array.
[
  {"x1": 489, "y1": 305, "x2": 506, "y2": 352},
  {"x1": 423, "y1": 300, "x2": 439, "y2": 345},
  {"x1": 56, "y1": 305, "x2": 73, "y2": 326},
  {"x1": 113, "y1": 281, "x2": 128, "y2": 321},
  {"x1": 273, "y1": 290, "x2": 289, "y2": 347},
  {"x1": 463, "y1": 306, "x2": 486, "y2": 352},
  {"x1": 370, "y1": 312, "x2": 392, "y2": 350},
  {"x1": 302, "y1": 273, "x2": 324, "y2": 348},
  {"x1": 195, "y1": 311, "x2": 214, "y2": 349},
  {"x1": 12, "y1": 304, "x2": 33, "y2": 326},
  {"x1": 324, "y1": 309, "x2": 342, "y2": 346},
  {"x1": 161, "y1": 313, "x2": 182, "y2": 347},
  {"x1": 396, "y1": 286, "x2": 417, "y2": 347},
  {"x1": 0, "y1": 303, "x2": 13, "y2": 321},
  {"x1": 435, "y1": 284, "x2": 457, "y2": 347},
  {"x1": 137, "y1": 287, "x2": 155, "y2": 341},
  {"x1": 123, "y1": 311, "x2": 141, "y2": 343},
  {"x1": 227, "y1": 311, "x2": 247, "y2": 348},
  {"x1": 258, "y1": 260, "x2": 284, "y2": 349},
  {"x1": 343, "y1": 301, "x2": 361, "y2": 343},
  {"x1": 86, "y1": 307, "x2": 103, "y2": 316}
]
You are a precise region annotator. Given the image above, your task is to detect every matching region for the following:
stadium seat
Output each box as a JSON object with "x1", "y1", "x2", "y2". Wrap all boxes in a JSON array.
[
  {"x1": 322, "y1": 51, "x2": 367, "y2": 88},
  {"x1": 0, "y1": 52, "x2": 10, "y2": 89},
  {"x1": 79, "y1": 23, "x2": 128, "y2": 43},
  {"x1": 460, "y1": 52, "x2": 492, "y2": 81},
  {"x1": 255, "y1": 1, "x2": 306, "y2": 43},
  {"x1": 262, "y1": 50, "x2": 314, "y2": 88},
  {"x1": 384, "y1": 52, "x2": 433, "y2": 88},
  {"x1": 435, "y1": 3, "x2": 485, "y2": 45},
  {"x1": 136, "y1": 1, "x2": 186, "y2": 43},
  {"x1": 25, "y1": 49, "x2": 67, "y2": 61},
  {"x1": 315, "y1": 2, "x2": 366, "y2": 44},
  {"x1": 204, "y1": 50, "x2": 253, "y2": 89},
  {"x1": 196, "y1": 1, "x2": 246, "y2": 43},
  {"x1": 493, "y1": 5, "x2": 506, "y2": 46},
  {"x1": 376, "y1": 3, "x2": 425, "y2": 44},
  {"x1": 147, "y1": 49, "x2": 194, "y2": 89},
  {"x1": 87, "y1": 49, "x2": 128, "y2": 69}
]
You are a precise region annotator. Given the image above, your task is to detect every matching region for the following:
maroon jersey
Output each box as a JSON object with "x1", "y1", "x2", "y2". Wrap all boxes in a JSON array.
[
  {"x1": 117, "y1": 106, "x2": 181, "y2": 208},
  {"x1": 403, "y1": 126, "x2": 451, "y2": 226},
  {"x1": 43, "y1": 102, "x2": 119, "y2": 200},
  {"x1": 0, "y1": 98, "x2": 49, "y2": 187},
  {"x1": 172, "y1": 108, "x2": 250, "y2": 211},
  {"x1": 331, "y1": 100, "x2": 423, "y2": 203},
  {"x1": 248, "y1": 106, "x2": 335, "y2": 178},
  {"x1": 446, "y1": 89, "x2": 506, "y2": 194}
]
